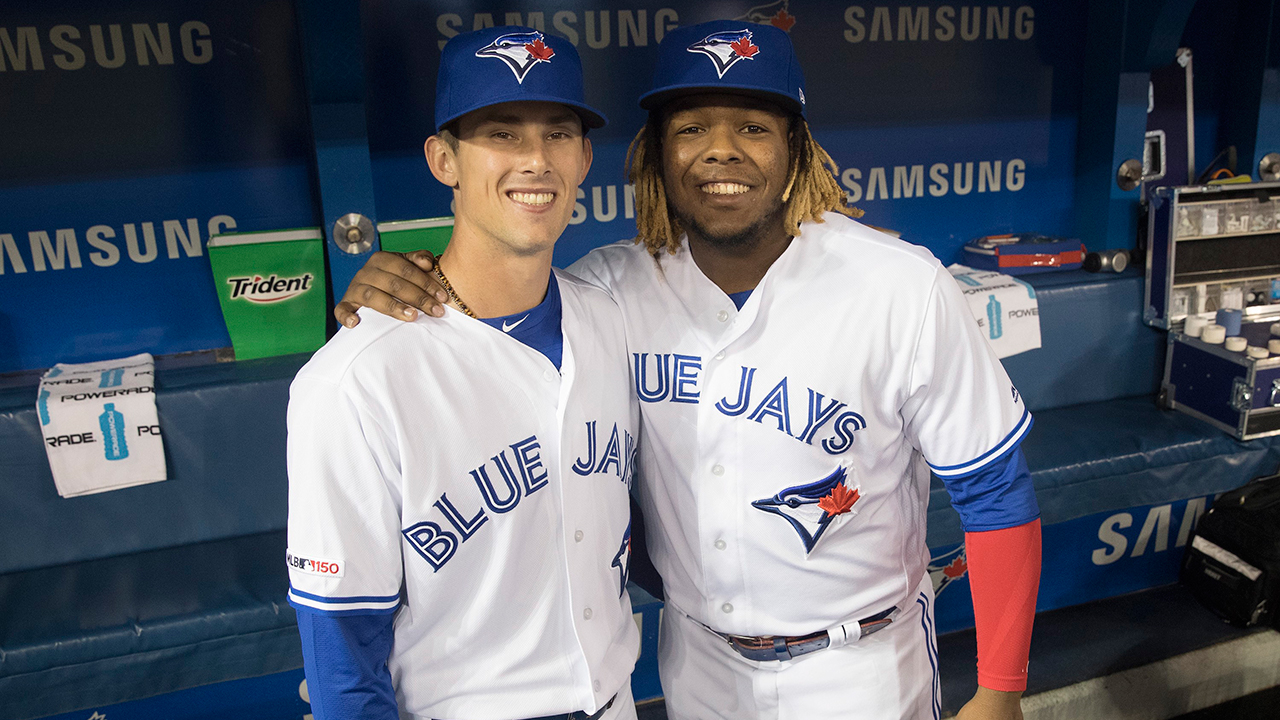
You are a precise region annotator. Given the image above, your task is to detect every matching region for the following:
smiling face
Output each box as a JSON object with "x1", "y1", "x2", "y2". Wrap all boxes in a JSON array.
[
  {"x1": 425, "y1": 101, "x2": 592, "y2": 257},
  {"x1": 660, "y1": 94, "x2": 793, "y2": 250}
]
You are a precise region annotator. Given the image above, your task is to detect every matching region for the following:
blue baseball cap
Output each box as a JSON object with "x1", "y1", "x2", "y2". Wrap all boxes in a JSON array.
[
  {"x1": 639, "y1": 20, "x2": 806, "y2": 117},
  {"x1": 435, "y1": 26, "x2": 607, "y2": 132}
]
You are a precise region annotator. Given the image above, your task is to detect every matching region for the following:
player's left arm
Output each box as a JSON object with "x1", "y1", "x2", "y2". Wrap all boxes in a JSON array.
[{"x1": 901, "y1": 267, "x2": 1042, "y2": 716}]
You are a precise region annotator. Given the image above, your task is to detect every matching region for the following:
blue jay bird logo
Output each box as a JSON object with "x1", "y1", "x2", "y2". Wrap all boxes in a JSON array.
[
  {"x1": 611, "y1": 522, "x2": 632, "y2": 597},
  {"x1": 928, "y1": 545, "x2": 968, "y2": 597},
  {"x1": 686, "y1": 29, "x2": 760, "y2": 79},
  {"x1": 475, "y1": 31, "x2": 556, "y2": 84},
  {"x1": 752, "y1": 466, "x2": 861, "y2": 553}
]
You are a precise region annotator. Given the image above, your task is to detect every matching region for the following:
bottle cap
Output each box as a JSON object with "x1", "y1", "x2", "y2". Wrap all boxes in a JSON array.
[{"x1": 1201, "y1": 324, "x2": 1227, "y2": 344}]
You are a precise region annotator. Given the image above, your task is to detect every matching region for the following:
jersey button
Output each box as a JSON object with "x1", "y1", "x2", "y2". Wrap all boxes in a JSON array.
[
  {"x1": 542, "y1": 369, "x2": 556, "y2": 383},
  {"x1": 721, "y1": 603, "x2": 734, "y2": 614},
  {"x1": 574, "y1": 530, "x2": 584, "y2": 542},
  {"x1": 583, "y1": 607, "x2": 593, "y2": 620},
  {"x1": 711, "y1": 464, "x2": 724, "y2": 476},
  {"x1": 714, "y1": 539, "x2": 726, "y2": 550},
  {"x1": 717, "y1": 310, "x2": 729, "y2": 322},
  {"x1": 594, "y1": 680, "x2": 602, "y2": 692},
  {"x1": 714, "y1": 350, "x2": 726, "y2": 360}
]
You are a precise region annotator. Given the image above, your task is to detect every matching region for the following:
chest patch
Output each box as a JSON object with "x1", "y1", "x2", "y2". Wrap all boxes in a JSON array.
[{"x1": 751, "y1": 466, "x2": 862, "y2": 553}]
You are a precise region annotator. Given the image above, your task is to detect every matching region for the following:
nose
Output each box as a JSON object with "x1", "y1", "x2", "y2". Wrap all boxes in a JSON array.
[
  {"x1": 701, "y1": 124, "x2": 744, "y2": 164},
  {"x1": 519, "y1": 136, "x2": 553, "y2": 175}
]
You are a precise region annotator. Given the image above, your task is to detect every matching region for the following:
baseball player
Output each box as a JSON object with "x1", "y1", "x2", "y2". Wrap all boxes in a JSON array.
[
  {"x1": 337, "y1": 20, "x2": 1041, "y2": 720},
  {"x1": 287, "y1": 27, "x2": 640, "y2": 720}
]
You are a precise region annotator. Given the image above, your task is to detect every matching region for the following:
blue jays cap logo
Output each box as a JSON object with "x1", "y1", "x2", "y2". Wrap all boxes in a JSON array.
[
  {"x1": 736, "y1": 0, "x2": 798, "y2": 32},
  {"x1": 611, "y1": 521, "x2": 632, "y2": 598},
  {"x1": 752, "y1": 466, "x2": 861, "y2": 553},
  {"x1": 687, "y1": 28, "x2": 760, "y2": 79},
  {"x1": 927, "y1": 545, "x2": 969, "y2": 597},
  {"x1": 475, "y1": 30, "x2": 556, "y2": 84}
]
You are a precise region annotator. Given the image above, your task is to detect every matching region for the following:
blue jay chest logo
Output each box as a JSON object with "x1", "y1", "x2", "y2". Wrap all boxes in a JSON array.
[
  {"x1": 475, "y1": 31, "x2": 556, "y2": 83},
  {"x1": 752, "y1": 466, "x2": 862, "y2": 553},
  {"x1": 687, "y1": 29, "x2": 760, "y2": 78},
  {"x1": 611, "y1": 522, "x2": 632, "y2": 598}
]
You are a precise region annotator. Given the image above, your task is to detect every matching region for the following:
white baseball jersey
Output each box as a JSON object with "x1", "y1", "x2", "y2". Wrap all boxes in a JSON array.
[
  {"x1": 569, "y1": 212, "x2": 1030, "y2": 637},
  {"x1": 287, "y1": 269, "x2": 640, "y2": 720}
]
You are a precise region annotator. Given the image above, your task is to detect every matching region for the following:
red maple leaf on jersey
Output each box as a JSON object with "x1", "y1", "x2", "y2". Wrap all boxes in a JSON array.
[
  {"x1": 943, "y1": 555, "x2": 968, "y2": 578},
  {"x1": 818, "y1": 484, "x2": 860, "y2": 517},
  {"x1": 525, "y1": 39, "x2": 555, "y2": 61},
  {"x1": 771, "y1": 9, "x2": 797, "y2": 32},
  {"x1": 730, "y1": 37, "x2": 759, "y2": 58}
]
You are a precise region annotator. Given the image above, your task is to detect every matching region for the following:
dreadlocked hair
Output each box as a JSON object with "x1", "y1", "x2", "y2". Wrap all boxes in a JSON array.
[{"x1": 625, "y1": 113, "x2": 863, "y2": 257}]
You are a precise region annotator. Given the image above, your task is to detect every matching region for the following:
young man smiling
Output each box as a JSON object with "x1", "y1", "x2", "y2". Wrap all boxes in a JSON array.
[
  {"x1": 286, "y1": 27, "x2": 639, "y2": 720},
  {"x1": 339, "y1": 20, "x2": 1041, "y2": 720}
]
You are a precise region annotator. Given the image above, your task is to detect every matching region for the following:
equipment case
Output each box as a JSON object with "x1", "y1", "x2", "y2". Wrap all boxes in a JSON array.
[
  {"x1": 1181, "y1": 472, "x2": 1280, "y2": 628},
  {"x1": 1146, "y1": 183, "x2": 1280, "y2": 439}
]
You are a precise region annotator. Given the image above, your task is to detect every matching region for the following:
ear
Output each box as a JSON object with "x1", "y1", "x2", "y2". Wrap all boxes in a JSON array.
[
  {"x1": 578, "y1": 136, "x2": 594, "y2": 185},
  {"x1": 425, "y1": 136, "x2": 459, "y2": 189}
]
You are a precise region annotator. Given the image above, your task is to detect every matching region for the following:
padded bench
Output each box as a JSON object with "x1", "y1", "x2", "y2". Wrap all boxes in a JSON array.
[{"x1": 0, "y1": 355, "x2": 307, "y2": 719}]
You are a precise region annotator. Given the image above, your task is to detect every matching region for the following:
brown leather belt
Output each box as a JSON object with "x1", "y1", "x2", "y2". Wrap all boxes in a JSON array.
[{"x1": 715, "y1": 606, "x2": 898, "y2": 662}]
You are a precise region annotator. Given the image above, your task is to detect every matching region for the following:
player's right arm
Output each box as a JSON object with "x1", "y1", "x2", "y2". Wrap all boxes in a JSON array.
[
  {"x1": 334, "y1": 250, "x2": 449, "y2": 328},
  {"x1": 334, "y1": 241, "x2": 634, "y2": 328},
  {"x1": 287, "y1": 374, "x2": 405, "y2": 719}
]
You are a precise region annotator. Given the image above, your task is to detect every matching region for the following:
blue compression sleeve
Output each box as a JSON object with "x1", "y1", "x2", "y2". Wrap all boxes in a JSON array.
[
  {"x1": 297, "y1": 609, "x2": 398, "y2": 720},
  {"x1": 940, "y1": 445, "x2": 1039, "y2": 532}
]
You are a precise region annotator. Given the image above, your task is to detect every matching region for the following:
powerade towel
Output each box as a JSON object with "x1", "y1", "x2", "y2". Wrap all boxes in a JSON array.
[{"x1": 37, "y1": 353, "x2": 167, "y2": 497}]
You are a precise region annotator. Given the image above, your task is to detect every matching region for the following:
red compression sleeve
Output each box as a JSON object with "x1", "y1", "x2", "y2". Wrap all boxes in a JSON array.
[{"x1": 964, "y1": 518, "x2": 1042, "y2": 692}]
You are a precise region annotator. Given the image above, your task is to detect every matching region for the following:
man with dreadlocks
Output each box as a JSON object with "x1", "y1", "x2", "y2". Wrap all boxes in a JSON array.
[{"x1": 337, "y1": 19, "x2": 1040, "y2": 720}]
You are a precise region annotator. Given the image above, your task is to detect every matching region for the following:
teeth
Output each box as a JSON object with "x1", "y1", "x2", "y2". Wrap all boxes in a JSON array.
[
  {"x1": 509, "y1": 192, "x2": 554, "y2": 205},
  {"x1": 703, "y1": 182, "x2": 750, "y2": 195}
]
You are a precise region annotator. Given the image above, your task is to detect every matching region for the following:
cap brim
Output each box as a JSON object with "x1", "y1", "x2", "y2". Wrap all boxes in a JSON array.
[
  {"x1": 437, "y1": 94, "x2": 607, "y2": 132},
  {"x1": 638, "y1": 84, "x2": 803, "y2": 116}
]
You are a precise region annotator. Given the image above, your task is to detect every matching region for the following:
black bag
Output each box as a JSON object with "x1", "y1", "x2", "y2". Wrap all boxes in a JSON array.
[{"x1": 1180, "y1": 473, "x2": 1280, "y2": 628}]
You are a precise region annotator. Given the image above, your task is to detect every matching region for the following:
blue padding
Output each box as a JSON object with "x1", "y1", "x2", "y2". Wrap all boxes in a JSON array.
[
  {"x1": 0, "y1": 531, "x2": 299, "y2": 720},
  {"x1": 0, "y1": 354, "x2": 307, "y2": 575},
  {"x1": 1002, "y1": 269, "x2": 1165, "y2": 412},
  {"x1": 927, "y1": 396, "x2": 1280, "y2": 546}
]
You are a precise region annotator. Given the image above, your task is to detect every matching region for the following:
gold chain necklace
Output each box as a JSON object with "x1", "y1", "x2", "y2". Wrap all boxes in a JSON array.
[{"x1": 433, "y1": 266, "x2": 475, "y2": 318}]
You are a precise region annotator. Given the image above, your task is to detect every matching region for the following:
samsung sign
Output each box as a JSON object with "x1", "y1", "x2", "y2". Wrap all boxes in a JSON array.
[{"x1": 0, "y1": 22, "x2": 212, "y2": 71}]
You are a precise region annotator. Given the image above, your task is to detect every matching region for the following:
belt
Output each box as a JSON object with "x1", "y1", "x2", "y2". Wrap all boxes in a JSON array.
[
  {"x1": 526, "y1": 693, "x2": 616, "y2": 720},
  {"x1": 712, "y1": 606, "x2": 898, "y2": 663}
]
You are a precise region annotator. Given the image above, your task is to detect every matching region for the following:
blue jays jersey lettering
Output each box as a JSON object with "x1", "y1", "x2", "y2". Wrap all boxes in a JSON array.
[
  {"x1": 476, "y1": 30, "x2": 556, "y2": 83},
  {"x1": 633, "y1": 356, "x2": 867, "y2": 454},
  {"x1": 687, "y1": 29, "x2": 760, "y2": 78},
  {"x1": 569, "y1": 213, "x2": 1032, "y2": 638},
  {"x1": 286, "y1": 269, "x2": 638, "y2": 719}
]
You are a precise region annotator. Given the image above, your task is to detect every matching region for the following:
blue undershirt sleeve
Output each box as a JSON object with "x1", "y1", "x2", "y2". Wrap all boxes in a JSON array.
[
  {"x1": 297, "y1": 608, "x2": 399, "y2": 720},
  {"x1": 939, "y1": 445, "x2": 1040, "y2": 532}
]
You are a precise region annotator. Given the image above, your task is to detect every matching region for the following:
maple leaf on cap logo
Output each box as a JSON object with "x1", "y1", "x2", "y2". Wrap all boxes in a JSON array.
[
  {"x1": 771, "y1": 9, "x2": 797, "y2": 31},
  {"x1": 729, "y1": 37, "x2": 759, "y2": 58},
  {"x1": 943, "y1": 555, "x2": 968, "y2": 578},
  {"x1": 525, "y1": 39, "x2": 554, "y2": 61},
  {"x1": 818, "y1": 483, "x2": 859, "y2": 517}
]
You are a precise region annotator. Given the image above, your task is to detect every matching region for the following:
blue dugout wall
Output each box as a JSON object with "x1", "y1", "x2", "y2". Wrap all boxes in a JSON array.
[
  {"x1": 6, "y1": 2, "x2": 1280, "y2": 718},
  {"x1": 8, "y1": 0, "x2": 1275, "y2": 373}
]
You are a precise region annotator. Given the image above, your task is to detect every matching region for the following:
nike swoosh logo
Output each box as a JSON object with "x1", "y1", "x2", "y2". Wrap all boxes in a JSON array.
[{"x1": 502, "y1": 315, "x2": 529, "y2": 333}]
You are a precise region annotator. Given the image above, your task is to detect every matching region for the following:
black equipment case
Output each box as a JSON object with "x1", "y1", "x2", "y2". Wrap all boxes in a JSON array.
[{"x1": 1181, "y1": 473, "x2": 1280, "y2": 627}]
